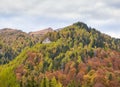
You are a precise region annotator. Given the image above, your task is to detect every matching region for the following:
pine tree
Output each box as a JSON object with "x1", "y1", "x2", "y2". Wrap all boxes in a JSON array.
[
  {"x1": 50, "y1": 77, "x2": 57, "y2": 87},
  {"x1": 40, "y1": 77, "x2": 49, "y2": 87}
]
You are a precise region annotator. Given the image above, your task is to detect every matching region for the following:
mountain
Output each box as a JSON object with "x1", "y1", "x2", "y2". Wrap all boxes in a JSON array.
[
  {"x1": 0, "y1": 28, "x2": 55, "y2": 64},
  {"x1": 0, "y1": 22, "x2": 120, "y2": 87},
  {"x1": 0, "y1": 28, "x2": 39, "y2": 64},
  {"x1": 29, "y1": 27, "x2": 54, "y2": 36}
]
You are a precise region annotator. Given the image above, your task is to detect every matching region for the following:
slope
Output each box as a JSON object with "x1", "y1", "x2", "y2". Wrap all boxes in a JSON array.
[
  {"x1": 0, "y1": 28, "x2": 38, "y2": 64},
  {"x1": 0, "y1": 28, "x2": 52, "y2": 64},
  {"x1": 0, "y1": 22, "x2": 120, "y2": 87}
]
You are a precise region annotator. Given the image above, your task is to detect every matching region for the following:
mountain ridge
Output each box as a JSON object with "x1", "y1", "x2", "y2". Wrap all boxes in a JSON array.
[
  {"x1": 29, "y1": 27, "x2": 54, "y2": 36},
  {"x1": 0, "y1": 22, "x2": 119, "y2": 39}
]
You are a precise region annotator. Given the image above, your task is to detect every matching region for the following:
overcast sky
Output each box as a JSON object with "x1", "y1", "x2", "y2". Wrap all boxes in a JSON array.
[{"x1": 0, "y1": 0, "x2": 120, "y2": 38}]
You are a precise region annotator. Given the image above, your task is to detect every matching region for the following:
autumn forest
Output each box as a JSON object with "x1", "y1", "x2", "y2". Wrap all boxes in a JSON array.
[{"x1": 0, "y1": 22, "x2": 120, "y2": 87}]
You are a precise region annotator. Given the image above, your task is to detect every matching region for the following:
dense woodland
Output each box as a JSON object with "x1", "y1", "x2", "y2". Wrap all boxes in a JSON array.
[
  {"x1": 0, "y1": 28, "x2": 42, "y2": 64},
  {"x1": 0, "y1": 22, "x2": 120, "y2": 87}
]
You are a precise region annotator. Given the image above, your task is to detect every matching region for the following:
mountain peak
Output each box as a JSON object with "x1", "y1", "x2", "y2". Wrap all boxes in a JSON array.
[
  {"x1": 29, "y1": 27, "x2": 54, "y2": 36},
  {"x1": 73, "y1": 22, "x2": 89, "y2": 30}
]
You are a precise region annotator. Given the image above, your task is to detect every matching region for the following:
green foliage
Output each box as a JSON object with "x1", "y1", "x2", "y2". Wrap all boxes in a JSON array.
[
  {"x1": 40, "y1": 77, "x2": 62, "y2": 87},
  {"x1": 67, "y1": 80, "x2": 76, "y2": 87},
  {"x1": 87, "y1": 66, "x2": 91, "y2": 73},
  {"x1": 50, "y1": 77, "x2": 57, "y2": 87},
  {"x1": 0, "y1": 29, "x2": 42, "y2": 64},
  {"x1": 40, "y1": 77, "x2": 49, "y2": 87},
  {"x1": 0, "y1": 67, "x2": 20, "y2": 87},
  {"x1": 108, "y1": 73, "x2": 112, "y2": 81},
  {"x1": 0, "y1": 47, "x2": 29, "y2": 87}
]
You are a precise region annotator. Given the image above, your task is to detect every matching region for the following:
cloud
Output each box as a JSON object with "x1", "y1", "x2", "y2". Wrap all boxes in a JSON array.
[{"x1": 0, "y1": 0, "x2": 120, "y2": 38}]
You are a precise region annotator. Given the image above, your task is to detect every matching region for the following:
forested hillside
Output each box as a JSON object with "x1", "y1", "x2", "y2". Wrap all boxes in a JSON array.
[
  {"x1": 0, "y1": 28, "x2": 38, "y2": 64},
  {"x1": 0, "y1": 22, "x2": 120, "y2": 87},
  {"x1": 0, "y1": 28, "x2": 53, "y2": 64}
]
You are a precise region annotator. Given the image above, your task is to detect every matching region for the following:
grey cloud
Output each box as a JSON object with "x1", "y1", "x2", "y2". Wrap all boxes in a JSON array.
[
  {"x1": 0, "y1": 0, "x2": 119, "y2": 19},
  {"x1": 0, "y1": 0, "x2": 120, "y2": 38},
  {"x1": 104, "y1": 0, "x2": 120, "y2": 8}
]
